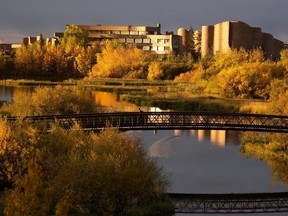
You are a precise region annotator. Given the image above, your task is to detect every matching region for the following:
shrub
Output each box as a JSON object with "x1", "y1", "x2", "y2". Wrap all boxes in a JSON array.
[
  {"x1": 0, "y1": 121, "x2": 173, "y2": 216},
  {"x1": 0, "y1": 86, "x2": 103, "y2": 116}
]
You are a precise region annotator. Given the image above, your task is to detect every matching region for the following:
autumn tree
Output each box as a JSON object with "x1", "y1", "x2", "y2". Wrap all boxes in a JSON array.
[
  {"x1": 268, "y1": 79, "x2": 288, "y2": 115},
  {"x1": 0, "y1": 86, "x2": 102, "y2": 116},
  {"x1": 216, "y1": 62, "x2": 285, "y2": 99},
  {"x1": 0, "y1": 121, "x2": 174, "y2": 216},
  {"x1": 279, "y1": 48, "x2": 288, "y2": 71},
  {"x1": 90, "y1": 41, "x2": 154, "y2": 78}
]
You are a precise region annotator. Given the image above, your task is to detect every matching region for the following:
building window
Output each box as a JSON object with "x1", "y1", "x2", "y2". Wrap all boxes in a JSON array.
[
  {"x1": 130, "y1": 31, "x2": 138, "y2": 35},
  {"x1": 158, "y1": 46, "x2": 164, "y2": 51},
  {"x1": 112, "y1": 30, "x2": 120, "y2": 34},
  {"x1": 164, "y1": 39, "x2": 170, "y2": 43},
  {"x1": 139, "y1": 31, "x2": 147, "y2": 35},
  {"x1": 118, "y1": 38, "x2": 126, "y2": 43},
  {"x1": 157, "y1": 39, "x2": 164, "y2": 44},
  {"x1": 89, "y1": 30, "x2": 99, "y2": 34},
  {"x1": 121, "y1": 31, "x2": 129, "y2": 35},
  {"x1": 143, "y1": 46, "x2": 150, "y2": 51},
  {"x1": 135, "y1": 38, "x2": 142, "y2": 43},
  {"x1": 126, "y1": 38, "x2": 134, "y2": 43},
  {"x1": 151, "y1": 38, "x2": 157, "y2": 43},
  {"x1": 164, "y1": 47, "x2": 170, "y2": 51},
  {"x1": 143, "y1": 38, "x2": 151, "y2": 43},
  {"x1": 152, "y1": 46, "x2": 158, "y2": 51}
]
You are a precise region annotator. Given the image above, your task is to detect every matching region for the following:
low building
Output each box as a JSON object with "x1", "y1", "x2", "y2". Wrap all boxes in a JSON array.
[
  {"x1": 56, "y1": 23, "x2": 181, "y2": 55},
  {"x1": 23, "y1": 36, "x2": 58, "y2": 46},
  {"x1": 0, "y1": 43, "x2": 22, "y2": 55}
]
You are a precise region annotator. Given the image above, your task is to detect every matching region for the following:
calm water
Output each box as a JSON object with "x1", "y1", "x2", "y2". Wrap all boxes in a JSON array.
[{"x1": 1, "y1": 86, "x2": 287, "y2": 199}]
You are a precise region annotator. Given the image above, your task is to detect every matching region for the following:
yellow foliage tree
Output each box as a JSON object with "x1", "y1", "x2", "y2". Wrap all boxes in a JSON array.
[
  {"x1": 216, "y1": 62, "x2": 285, "y2": 99},
  {"x1": 90, "y1": 41, "x2": 153, "y2": 78}
]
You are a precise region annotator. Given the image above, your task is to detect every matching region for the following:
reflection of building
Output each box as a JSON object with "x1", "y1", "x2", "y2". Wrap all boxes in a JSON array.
[
  {"x1": 190, "y1": 129, "x2": 239, "y2": 147},
  {"x1": 210, "y1": 130, "x2": 226, "y2": 147}
]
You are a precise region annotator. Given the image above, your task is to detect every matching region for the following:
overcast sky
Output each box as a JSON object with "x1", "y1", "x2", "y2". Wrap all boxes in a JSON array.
[{"x1": 1, "y1": 0, "x2": 288, "y2": 44}]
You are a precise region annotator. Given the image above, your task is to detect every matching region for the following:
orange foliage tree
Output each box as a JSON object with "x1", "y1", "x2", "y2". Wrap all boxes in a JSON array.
[{"x1": 90, "y1": 41, "x2": 155, "y2": 79}]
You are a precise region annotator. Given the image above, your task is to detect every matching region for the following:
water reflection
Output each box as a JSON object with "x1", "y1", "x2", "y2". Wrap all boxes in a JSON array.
[
  {"x1": 0, "y1": 85, "x2": 34, "y2": 102},
  {"x1": 0, "y1": 85, "x2": 13, "y2": 101},
  {"x1": 149, "y1": 135, "x2": 179, "y2": 158},
  {"x1": 136, "y1": 129, "x2": 287, "y2": 194},
  {"x1": 148, "y1": 130, "x2": 239, "y2": 158},
  {"x1": 75, "y1": 90, "x2": 139, "y2": 111}
]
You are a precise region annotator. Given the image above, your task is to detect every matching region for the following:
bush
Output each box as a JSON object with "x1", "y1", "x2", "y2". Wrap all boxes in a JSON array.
[
  {"x1": 0, "y1": 120, "x2": 173, "y2": 216},
  {"x1": 0, "y1": 86, "x2": 103, "y2": 116}
]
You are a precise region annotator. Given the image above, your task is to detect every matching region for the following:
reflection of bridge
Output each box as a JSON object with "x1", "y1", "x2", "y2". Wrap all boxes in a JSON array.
[
  {"x1": 7, "y1": 112, "x2": 288, "y2": 213},
  {"x1": 169, "y1": 192, "x2": 288, "y2": 214},
  {"x1": 8, "y1": 112, "x2": 288, "y2": 133}
]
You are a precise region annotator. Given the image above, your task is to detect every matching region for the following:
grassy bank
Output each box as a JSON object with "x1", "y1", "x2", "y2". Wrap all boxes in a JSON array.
[{"x1": 0, "y1": 78, "x2": 269, "y2": 113}]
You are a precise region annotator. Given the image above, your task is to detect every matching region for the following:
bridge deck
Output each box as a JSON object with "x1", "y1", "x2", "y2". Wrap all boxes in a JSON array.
[
  {"x1": 169, "y1": 192, "x2": 288, "y2": 214},
  {"x1": 7, "y1": 112, "x2": 288, "y2": 133}
]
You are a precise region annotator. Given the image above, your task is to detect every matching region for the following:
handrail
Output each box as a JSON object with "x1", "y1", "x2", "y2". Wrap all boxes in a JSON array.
[{"x1": 5, "y1": 112, "x2": 288, "y2": 133}]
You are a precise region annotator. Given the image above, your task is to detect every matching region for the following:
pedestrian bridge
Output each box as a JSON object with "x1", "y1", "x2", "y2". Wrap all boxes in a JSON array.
[
  {"x1": 169, "y1": 192, "x2": 288, "y2": 214},
  {"x1": 7, "y1": 112, "x2": 288, "y2": 133},
  {"x1": 6, "y1": 112, "x2": 288, "y2": 213}
]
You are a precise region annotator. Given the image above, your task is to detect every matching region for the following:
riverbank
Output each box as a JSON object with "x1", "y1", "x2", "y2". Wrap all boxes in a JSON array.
[{"x1": 0, "y1": 78, "x2": 268, "y2": 113}]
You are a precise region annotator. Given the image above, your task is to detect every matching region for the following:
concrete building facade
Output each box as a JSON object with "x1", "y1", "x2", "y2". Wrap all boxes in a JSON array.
[
  {"x1": 42, "y1": 21, "x2": 286, "y2": 59},
  {"x1": 200, "y1": 21, "x2": 284, "y2": 59},
  {"x1": 59, "y1": 23, "x2": 181, "y2": 55}
]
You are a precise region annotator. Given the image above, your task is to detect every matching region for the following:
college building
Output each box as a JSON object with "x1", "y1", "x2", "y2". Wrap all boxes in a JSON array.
[
  {"x1": 55, "y1": 23, "x2": 182, "y2": 56},
  {"x1": 199, "y1": 21, "x2": 284, "y2": 59},
  {"x1": 17, "y1": 21, "x2": 286, "y2": 59}
]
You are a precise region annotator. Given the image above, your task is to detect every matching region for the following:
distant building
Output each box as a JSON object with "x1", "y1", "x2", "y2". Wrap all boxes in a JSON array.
[
  {"x1": 23, "y1": 36, "x2": 58, "y2": 46},
  {"x1": 0, "y1": 43, "x2": 22, "y2": 55},
  {"x1": 200, "y1": 21, "x2": 284, "y2": 59},
  {"x1": 54, "y1": 21, "x2": 286, "y2": 59},
  {"x1": 55, "y1": 23, "x2": 181, "y2": 55}
]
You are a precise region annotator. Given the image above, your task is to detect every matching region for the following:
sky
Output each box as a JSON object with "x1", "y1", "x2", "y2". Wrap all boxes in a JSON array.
[{"x1": 1, "y1": 0, "x2": 288, "y2": 44}]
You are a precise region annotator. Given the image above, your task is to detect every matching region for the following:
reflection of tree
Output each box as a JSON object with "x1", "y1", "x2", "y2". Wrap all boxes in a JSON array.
[
  {"x1": 240, "y1": 132, "x2": 288, "y2": 186},
  {"x1": 148, "y1": 135, "x2": 179, "y2": 158}
]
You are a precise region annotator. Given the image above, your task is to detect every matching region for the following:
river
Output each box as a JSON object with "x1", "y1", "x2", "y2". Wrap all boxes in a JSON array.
[{"x1": 0, "y1": 85, "x2": 287, "y2": 215}]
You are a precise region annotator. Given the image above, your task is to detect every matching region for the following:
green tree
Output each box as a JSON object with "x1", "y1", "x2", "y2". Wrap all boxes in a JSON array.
[
  {"x1": 63, "y1": 24, "x2": 88, "y2": 48},
  {"x1": 186, "y1": 26, "x2": 199, "y2": 60}
]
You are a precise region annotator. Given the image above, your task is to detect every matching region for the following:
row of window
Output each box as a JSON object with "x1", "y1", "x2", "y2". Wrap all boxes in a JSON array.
[
  {"x1": 88, "y1": 30, "x2": 157, "y2": 35},
  {"x1": 89, "y1": 38, "x2": 171, "y2": 44}
]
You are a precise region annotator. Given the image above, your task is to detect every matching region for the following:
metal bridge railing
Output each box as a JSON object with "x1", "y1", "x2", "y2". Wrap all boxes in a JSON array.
[
  {"x1": 7, "y1": 112, "x2": 288, "y2": 133},
  {"x1": 169, "y1": 192, "x2": 288, "y2": 214}
]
